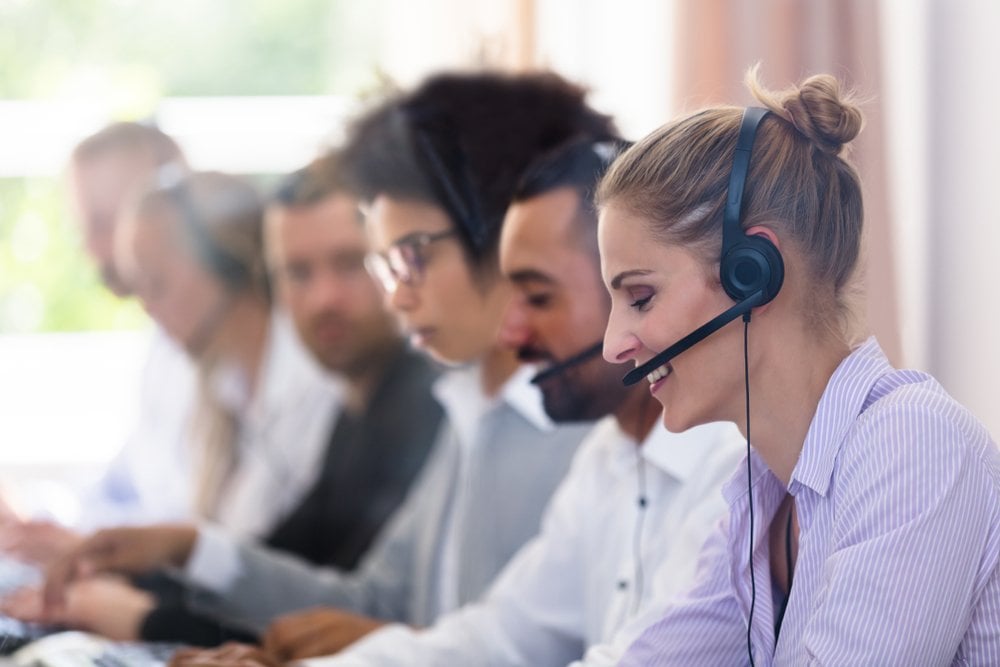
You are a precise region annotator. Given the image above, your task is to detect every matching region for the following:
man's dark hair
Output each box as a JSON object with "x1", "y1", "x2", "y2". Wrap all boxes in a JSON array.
[
  {"x1": 513, "y1": 139, "x2": 629, "y2": 213},
  {"x1": 339, "y1": 71, "x2": 618, "y2": 273}
]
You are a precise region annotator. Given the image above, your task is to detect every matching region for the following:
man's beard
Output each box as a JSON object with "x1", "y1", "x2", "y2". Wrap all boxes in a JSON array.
[{"x1": 520, "y1": 345, "x2": 624, "y2": 423}]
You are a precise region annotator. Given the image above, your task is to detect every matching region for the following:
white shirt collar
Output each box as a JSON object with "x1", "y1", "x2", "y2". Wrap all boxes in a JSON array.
[
  {"x1": 499, "y1": 365, "x2": 554, "y2": 432},
  {"x1": 432, "y1": 363, "x2": 554, "y2": 452},
  {"x1": 255, "y1": 311, "x2": 344, "y2": 416},
  {"x1": 208, "y1": 310, "x2": 344, "y2": 426}
]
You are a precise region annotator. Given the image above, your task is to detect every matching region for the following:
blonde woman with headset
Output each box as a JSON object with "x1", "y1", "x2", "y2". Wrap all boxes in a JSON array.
[{"x1": 599, "y1": 70, "x2": 1000, "y2": 665}]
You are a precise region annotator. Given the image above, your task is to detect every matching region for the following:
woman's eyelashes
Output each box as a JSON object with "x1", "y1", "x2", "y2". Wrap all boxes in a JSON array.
[{"x1": 627, "y1": 287, "x2": 654, "y2": 311}]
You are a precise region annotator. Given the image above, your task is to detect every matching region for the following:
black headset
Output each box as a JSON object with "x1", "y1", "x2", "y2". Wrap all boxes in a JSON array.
[
  {"x1": 163, "y1": 180, "x2": 251, "y2": 354},
  {"x1": 166, "y1": 180, "x2": 252, "y2": 292},
  {"x1": 621, "y1": 107, "x2": 784, "y2": 386}
]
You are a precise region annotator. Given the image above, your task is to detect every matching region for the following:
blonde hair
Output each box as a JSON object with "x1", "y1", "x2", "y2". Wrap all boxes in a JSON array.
[
  {"x1": 130, "y1": 172, "x2": 268, "y2": 519},
  {"x1": 597, "y1": 67, "x2": 865, "y2": 339}
]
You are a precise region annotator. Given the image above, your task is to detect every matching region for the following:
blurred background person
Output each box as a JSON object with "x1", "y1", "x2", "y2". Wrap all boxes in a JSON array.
[
  {"x1": 1, "y1": 156, "x2": 445, "y2": 647},
  {"x1": 0, "y1": 122, "x2": 197, "y2": 565},
  {"x1": 38, "y1": 69, "x2": 610, "y2": 656},
  {"x1": 248, "y1": 139, "x2": 745, "y2": 667},
  {"x1": 117, "y1": 170, "x2": 341, "y2": 541}
]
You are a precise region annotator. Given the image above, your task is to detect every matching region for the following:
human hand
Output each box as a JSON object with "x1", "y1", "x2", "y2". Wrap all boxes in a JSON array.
[
  {"x1": 262, "y1": 606, "x2": 386, "y2": 662},
  {"x1": 170, "y1": 643, "x2": 281, "y2": 667},
  {"x1": 0, "y1": 519, "x2": 82, "y2": 566},
  {"x1": 44, "y1": 524, "x2": 197, "y2": 611},
  {"x1": 1, "y1": 575, "x2": 154, "y2": 640}
]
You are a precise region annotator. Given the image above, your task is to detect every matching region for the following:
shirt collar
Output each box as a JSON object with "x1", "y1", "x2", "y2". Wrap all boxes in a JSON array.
[
  {"x1": 501, "y1": 365, "x2": 555, "y2": 432},
  {"x1": 790, "y1": 336, "x2": 893, "y2": 497},
  {"x1": 432, "y1": 363, "x2": 554, "y2": 451},
  {"x1": 246, "y1": 311, "x2": 343, "y2": 423}
]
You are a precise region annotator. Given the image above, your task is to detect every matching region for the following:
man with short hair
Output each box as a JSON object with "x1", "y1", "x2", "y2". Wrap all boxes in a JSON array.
[
  {"x1": 0, "y1": 123, "x2": 196, "y2": 563},
  {"x1": 2, "y1": 156, "x2": 444, "y2": 648},
  {"x1": 261, "y1": 141, "x2": 746, "y2": 666},
  {"x1": 44, "y1": 73, "x2": 608, "y2": 661}
]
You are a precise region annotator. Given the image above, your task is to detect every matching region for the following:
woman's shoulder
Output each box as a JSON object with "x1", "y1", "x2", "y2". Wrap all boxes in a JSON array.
[{"x1": 839, "y1": 370, "x2": 1000, "y2": 495}]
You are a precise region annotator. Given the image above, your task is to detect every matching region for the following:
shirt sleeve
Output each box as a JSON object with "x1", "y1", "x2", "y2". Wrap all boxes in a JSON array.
[
  {"x1": 799, "y1": 404, "x2": 999, "y2": 665},
  {"x1": 176, "y1": 430, "x2": 459, "y2": 632},
  {"x1": 185, "y1": 524, "x2": 245, "y2": 594},
  {"x1": 178, "y1": 486, "x2": 422, "y2": 632},
  {"x1": 294, "y1": 434, "x2": 603, "y2": 667}
]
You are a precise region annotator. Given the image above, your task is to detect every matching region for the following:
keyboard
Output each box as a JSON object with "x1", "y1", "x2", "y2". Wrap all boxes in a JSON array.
[
  {"x1": 0, "y1": 558, "x2": 41, "y2": 598},
  {"x1": 0, "y1": 558, "x2": 180, "y2": 666},
  {"x1": 11, "y1": 631, "x2": 180, "y2": 667},
  {"x1": 0, "y1": 556, "x2": 49, "y2": 657}
]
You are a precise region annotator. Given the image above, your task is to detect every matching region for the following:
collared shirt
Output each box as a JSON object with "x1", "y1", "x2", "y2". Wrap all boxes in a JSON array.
[
  {"x1": 185, "y1": 312, "x2": 343, "y2": 588},
  {"x1": 183, "y1": 361, "x2": 589, "y2": 631},
  {"x1": 210, "y1": 311, "x2": 344, "y2": 539},
  {"x1": 621, "y1": 337, "x2": 1000, "y2": 666},
  {"x1": 78, "y1": 326, "x2": 197, "y2": 530},
  {"x1": 303, "y1": 416, "x2": 745, "y2": 667},
  {"x1": 432, "y1": 364, "x2": 553, "y2": 613}
]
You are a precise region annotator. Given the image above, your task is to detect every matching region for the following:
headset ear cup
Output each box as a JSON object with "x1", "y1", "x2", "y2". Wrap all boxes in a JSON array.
[{"x1": 720, "y1": 235, "x2": 784, "y2": 304}]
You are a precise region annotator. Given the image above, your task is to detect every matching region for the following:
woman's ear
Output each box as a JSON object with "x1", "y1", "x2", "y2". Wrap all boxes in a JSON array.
[{"x1": 745, "y1": 225, "x2": 781, "y2": 252}]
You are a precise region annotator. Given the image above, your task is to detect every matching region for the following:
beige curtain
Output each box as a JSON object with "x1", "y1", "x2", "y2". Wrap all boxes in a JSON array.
[{"x1": 672, "y1": 0, "x2": 900, "y2": 364}]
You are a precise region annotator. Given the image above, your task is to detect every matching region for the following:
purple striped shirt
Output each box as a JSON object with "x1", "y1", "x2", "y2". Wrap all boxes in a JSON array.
[{"x1": 620, "y1": 337, "x2": 1000, "y2": 666}]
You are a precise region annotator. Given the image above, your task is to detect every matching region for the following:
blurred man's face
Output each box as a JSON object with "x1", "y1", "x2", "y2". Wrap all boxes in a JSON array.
[
  {"x1": 499, "y1": 186, "x2": 625, "y2": 422},
  {"x1": 266, "y1": 193, "x2": 399, "y2": 378},
  {"x1": 69, "y1": 152, "x2": 149, "y2": 297}
]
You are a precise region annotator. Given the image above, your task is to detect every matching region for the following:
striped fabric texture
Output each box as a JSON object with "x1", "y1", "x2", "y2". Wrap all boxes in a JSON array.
[{"x1": 620, "y1": 337, "x2": 1000, "y2": 666}]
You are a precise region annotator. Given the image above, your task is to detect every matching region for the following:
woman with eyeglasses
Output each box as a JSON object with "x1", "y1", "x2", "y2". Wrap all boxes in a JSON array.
[
  {"x1": 38, "y1": 72, "x2": 619, "y2": 667},
  {"x1": 599, "y1": 70, "x2": 1000, "y2": 665}
]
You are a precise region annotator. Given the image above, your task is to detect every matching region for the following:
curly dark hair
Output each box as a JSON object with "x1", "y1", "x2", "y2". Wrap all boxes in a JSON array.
[{"x1": 339, "y1": 70, "x2": 618, "y2": 272}]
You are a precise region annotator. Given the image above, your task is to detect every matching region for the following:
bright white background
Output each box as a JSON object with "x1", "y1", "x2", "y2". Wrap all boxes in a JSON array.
[{"x1": 0, "y1": 1, "x2": 996, "y2": 508}]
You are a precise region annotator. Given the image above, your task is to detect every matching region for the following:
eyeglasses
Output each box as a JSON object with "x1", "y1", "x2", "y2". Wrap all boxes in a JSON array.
[{"x1": 365, "y1": 229, "x2": 458, "y2": 292}]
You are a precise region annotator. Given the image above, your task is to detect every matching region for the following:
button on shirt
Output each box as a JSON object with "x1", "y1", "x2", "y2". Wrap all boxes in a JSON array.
[
  {"x1": 304, "y1": 416, "x2": 745, "y2": 667},
  {"x1": 621, "y1": 337, "x2": 1000, "y2": 666}
]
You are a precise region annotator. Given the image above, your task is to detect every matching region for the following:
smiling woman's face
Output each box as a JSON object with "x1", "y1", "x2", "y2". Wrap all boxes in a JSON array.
[
  {"x1": 599, "y1": 202, "x2": 749, "y2": 432},
  {"x1": 364, "y1": 194, "x2": 507, "y2": 366}
]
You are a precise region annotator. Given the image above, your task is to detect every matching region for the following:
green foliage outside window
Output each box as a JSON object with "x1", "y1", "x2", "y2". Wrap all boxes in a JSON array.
[{"x1": 0, "y1": 0, "x2": 377, "y2": 333}]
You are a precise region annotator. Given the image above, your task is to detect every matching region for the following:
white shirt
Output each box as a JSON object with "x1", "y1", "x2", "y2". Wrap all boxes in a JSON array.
[
  {"x1": 184, "y1": 361, "x2": 588, "y2": 628},
  {"x1": 305, "y1": 416, "x2": 745, "y2": 667},
  {"x1": 432, "y1": 363, "x2": 552, "y2": 613},
  {"x1": 77, "y1": 326, "x2": 196, "y2": 530},
  {"x1": 208, "y1": 311, "x2": 343, "y2": 539}
]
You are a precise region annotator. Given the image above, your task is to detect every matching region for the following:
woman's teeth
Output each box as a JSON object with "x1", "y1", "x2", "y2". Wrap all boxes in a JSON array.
[{"x1": 646, "y1": 364, "x2": 670, "y2": 384}]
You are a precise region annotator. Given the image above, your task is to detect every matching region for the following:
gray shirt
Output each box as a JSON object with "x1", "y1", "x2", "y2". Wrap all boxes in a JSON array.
[{"x1": 183, "y1": 364, "x2": 592, "y2": 630}]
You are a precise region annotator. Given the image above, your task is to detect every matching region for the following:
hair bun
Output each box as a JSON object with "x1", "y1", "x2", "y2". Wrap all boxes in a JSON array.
[{"x1": 747, "y1": 67, "x2": 864, "y2": 156}]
